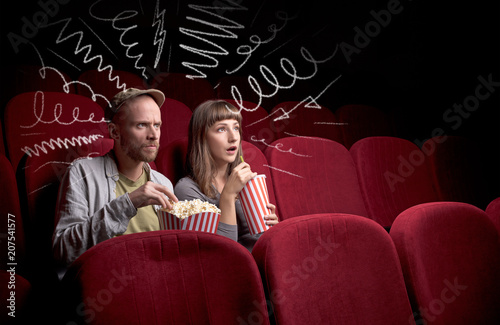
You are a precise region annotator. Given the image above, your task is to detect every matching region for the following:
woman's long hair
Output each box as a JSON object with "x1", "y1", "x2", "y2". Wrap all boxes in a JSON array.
[{"x1": 186, "y1": 100, "x2": 243, "y2": 198}]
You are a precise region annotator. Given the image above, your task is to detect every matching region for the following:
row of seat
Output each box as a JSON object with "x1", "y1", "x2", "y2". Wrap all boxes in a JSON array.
[
  {"x1": 51, "y1": 204, "x2": 500, "y2": 324},
  {"x1": 2, "y1": 134, "x2": 498, "y2": 273},
  {"x1": 1, "y1": 134, "x2": 499, "y2": 323}
]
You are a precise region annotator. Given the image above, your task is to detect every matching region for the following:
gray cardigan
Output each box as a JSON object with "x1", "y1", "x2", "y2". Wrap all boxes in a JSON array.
[{"x1": 52, "y1": 152, "x2": 173, "y2": 265}]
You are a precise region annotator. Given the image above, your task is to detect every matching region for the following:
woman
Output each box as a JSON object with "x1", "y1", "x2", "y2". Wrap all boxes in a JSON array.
[{"x1": 174, "y1": 100, "x2": 279, "y2": 251}]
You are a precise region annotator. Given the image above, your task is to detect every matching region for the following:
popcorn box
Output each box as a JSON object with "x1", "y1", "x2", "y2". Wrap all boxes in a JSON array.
[
  {"x1": 157, "y1": 211, "x2": 220, "y2": 234},
  {"x1": 239, "y1": 175, "x2": 271, "y2": 235}
]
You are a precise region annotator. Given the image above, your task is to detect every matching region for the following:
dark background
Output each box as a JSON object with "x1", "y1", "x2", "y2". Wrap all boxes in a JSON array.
[{"x1": 1, "y1": 0, "x2": 499, "y2": 195}]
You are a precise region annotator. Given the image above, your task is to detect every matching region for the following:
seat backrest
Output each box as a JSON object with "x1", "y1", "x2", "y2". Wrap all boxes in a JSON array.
[
  {"x1": 265, "y1": 137, "x2": 367, "y2": 220},
  {"x1": 350, "y1": 136, "x2": 439, "y2": 229},
  {"x1": 424, "y1": 136, "x2": 491, "y2": 209},
  {"x1": 4, "y1": 91, "x2": 109, "y2": 171},
  {"x1": 270, "y1": 101, "x2": 343, "y2": 143},
  {"x1": 0, "y1": 154, "x2": 26, "y2": 268},
  {"x1": 155, "y1": 137, "x2": 189, "y2": 185},
  {"x1": 19, "y1": 138, "x2": 113, "y2": 275},
  {"x1": 0, "y1": 120, "x2": 5, "y2": 157},
  {"x1": 77, "y1": 69, "x2": 146, "y2": 109},
  {"x1": 485, "y1": 197, "x2": 500, "y2": 238},
  {"x1": 390, "y1": 202, "x2": 500, "y2": 325},
  {"x1": 151, "y1": 72, "x2": 215, "y2": 111},
  {"x1": 336, "y1": 104, "x2": 394, "y2": 149},
  {"x1": 252, "y1": 213, "x2": 414, "y2": 325},
  {"x1": 159, "y1": 98, "x2": 192, "y2": 147},
  {"x1": 62, "y1": 230, "x2": 270, "y2": 325}
]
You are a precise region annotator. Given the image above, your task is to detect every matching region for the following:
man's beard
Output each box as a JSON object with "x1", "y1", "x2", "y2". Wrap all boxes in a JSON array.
[{"x1": 120, "y1": 137, "x2": 159, "y2": 163}]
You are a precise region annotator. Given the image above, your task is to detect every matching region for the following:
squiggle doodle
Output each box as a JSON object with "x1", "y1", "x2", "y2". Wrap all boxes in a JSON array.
[
  {"x1": 153, "y1": 0, "x2": 167, "y2": 69},
  {"x1": 226, "y1": 11, "x2": 294, "y2": 75},
  {"x1": 179, "y1": 2, "x2": 247, "y2": 79},
  {"x1": 20, "y1": 91, "x2": 107, "y2": 129},
  {"x1": 89, "y1": 0, "x2": 148, "y2": 78},
  {"x1": 23, "y1": 40, "x2": 112, "y2": 107},
  {"x1": 250, "y1": 135, "x2": 312, "y2": 158},
  {"x1": 231, "y1": 45, "x2": 341, "y2": 115},
  {"x1": 21, "y1": 134, "x2": 104, "y2": 158},
  {"x1": 45, "y1": 17, "x2": 129, "y2": 90}
]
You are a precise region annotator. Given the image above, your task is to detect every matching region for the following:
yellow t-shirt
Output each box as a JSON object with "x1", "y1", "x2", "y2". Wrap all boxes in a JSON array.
[{"x1": 116, "y1": 168, "x2": 159, "y2": 235}]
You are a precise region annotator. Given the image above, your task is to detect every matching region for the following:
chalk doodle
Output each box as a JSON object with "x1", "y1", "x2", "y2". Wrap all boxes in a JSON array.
[
  {"x1": 152, "y1": 0, "x2": 167, "y2": 69},
  {"x1": 21, "y1": 134, "x2": 105, "y2": 158},
  {"x1": 179, "y1": 1, "x2": 247, "y2": 79},
  {"x1": 20, "y1": 91, "x2": 107, "y2": 129},
  {"x1": 89, "y1": 0, "x2": 149, "y2": 78},
  {"x1": 229, "y1": 46, "x2": 341, "y2": 116},
  {"x1": 225, "y1": 11, "x2": 295, "y2": 75},
  {"x1": 250, "y1": 136, "x2": 312, "y2": 158}
]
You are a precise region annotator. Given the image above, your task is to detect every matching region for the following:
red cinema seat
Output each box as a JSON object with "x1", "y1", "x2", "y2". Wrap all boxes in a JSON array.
[
  {"x1": 270, "y1": 101, "x2": 343, "y2": 144},
  {"x1": 0, "y1": 155, "x2": 26, "y2": 270},
  {"x1": 155, "y1": 137, "x2": 189, "y2": 185},
  {"x1": 252, "y1": 214, "x2": 414, "y2": 325},
  {"x1": 350, "y1": 137, "x2": 439, "y2": 229},
  {"x1": 19, "y1": 138, "x2": 113, "y2": 283},
  {"x1": 485, "y1": 197, "x2": 500, "y2": 236},
  {"x1": 151, "y1": 72, "x2": 215, "y2": 111},
  {"x1": 223, "y1": 99, "x2": 276, "y2": 152},
  {"x1": 265, "y1": 137, "x2": 367, "y2": 220},
  {"x1": 77, "y1": 69, "x2": 146, "y2": 109},
  {"x1": 159, "y1": 98, "x2": 192, "y2": 147},
  {"x1": 4, "y1": 91, "x2": 109, "y2": 172},
  {"x1": 424, "y1": 136, "x2": 491, "y2": 209},
  {"x1": 0, "y1": 120, "x2": 6, "y2": 157},
  {"x1": 336, "y1": 104, "x2": 394, "y2": 149},
  {"x1": 390, "y1": 202, "x2": 500, "y2": 324},
  {"x1": 62, "y1": 231, "x2": 270, "y2": 325}
]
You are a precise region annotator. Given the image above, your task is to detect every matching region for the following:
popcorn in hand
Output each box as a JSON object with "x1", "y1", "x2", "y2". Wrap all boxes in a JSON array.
[{"x1": 161, "y1": 199, "x2": 221, "y2": 219}]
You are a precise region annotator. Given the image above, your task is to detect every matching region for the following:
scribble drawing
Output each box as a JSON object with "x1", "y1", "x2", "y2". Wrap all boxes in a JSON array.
[
  {"x1": 179, "y1": 2, "x2": 248, "y2": 79},
  {"x1": 21, "y1": 134, "x2": 104, "y2": 158},
  {"x1": 153, "y1": 0, "x2": 167, "y2": 69},
  {"x1": 20, "y1": 91, "x2": 107, "y2": 129}
]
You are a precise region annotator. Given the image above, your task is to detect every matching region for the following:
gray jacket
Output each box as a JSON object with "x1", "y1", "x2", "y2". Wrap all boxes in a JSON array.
[{"x1": 52, "y1": 152, "x2": 173, "y2": 265}]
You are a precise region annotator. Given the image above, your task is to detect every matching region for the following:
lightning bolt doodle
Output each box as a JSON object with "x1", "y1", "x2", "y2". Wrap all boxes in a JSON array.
[{"x1": 152, "y1": 0, "x2": 167, "y2": 69}]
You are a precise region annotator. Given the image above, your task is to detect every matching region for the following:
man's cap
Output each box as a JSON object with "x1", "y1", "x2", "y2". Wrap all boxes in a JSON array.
[{"x1": 105, "y1": 88, "x2": 165, "y2": 121}]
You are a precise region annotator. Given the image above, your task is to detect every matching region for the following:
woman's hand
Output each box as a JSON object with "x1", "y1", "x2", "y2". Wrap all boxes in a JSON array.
[
  {"x1": 264, "y1": 203, "x2": 279, "y2": 226},
  {"x1": 221, "y1": 162, "x2": 257, "y2": 199},
  {"x1": 219, "y1": 162, "x2": 256, "y2": 225}
]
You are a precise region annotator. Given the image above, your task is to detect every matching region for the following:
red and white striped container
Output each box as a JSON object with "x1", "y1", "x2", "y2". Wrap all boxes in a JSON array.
[
  {"x1": 157, "y1": 211, "x2": 220, "y2": 234},
  {"x1": 239, "y1": 174, "x2": 271, "y2": 235}
]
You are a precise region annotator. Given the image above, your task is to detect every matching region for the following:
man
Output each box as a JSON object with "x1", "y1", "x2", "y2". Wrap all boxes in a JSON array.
[{"x1": 53, "y1": 88, "x2": 178, "y2": 266}]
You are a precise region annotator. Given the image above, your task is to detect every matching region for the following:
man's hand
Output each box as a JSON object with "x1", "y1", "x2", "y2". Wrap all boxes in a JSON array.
[{"x1": 128, "y1": 181, "x2": 178, "y2": 210}]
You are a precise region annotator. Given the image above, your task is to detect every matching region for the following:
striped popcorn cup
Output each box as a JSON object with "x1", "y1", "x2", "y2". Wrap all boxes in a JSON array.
[
  {"x1": 157, "y1": 211, "x2": 220, "y2": 234},
  {"x1": 239, "y1": 175, "x2": 271, "y2": 235}
]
